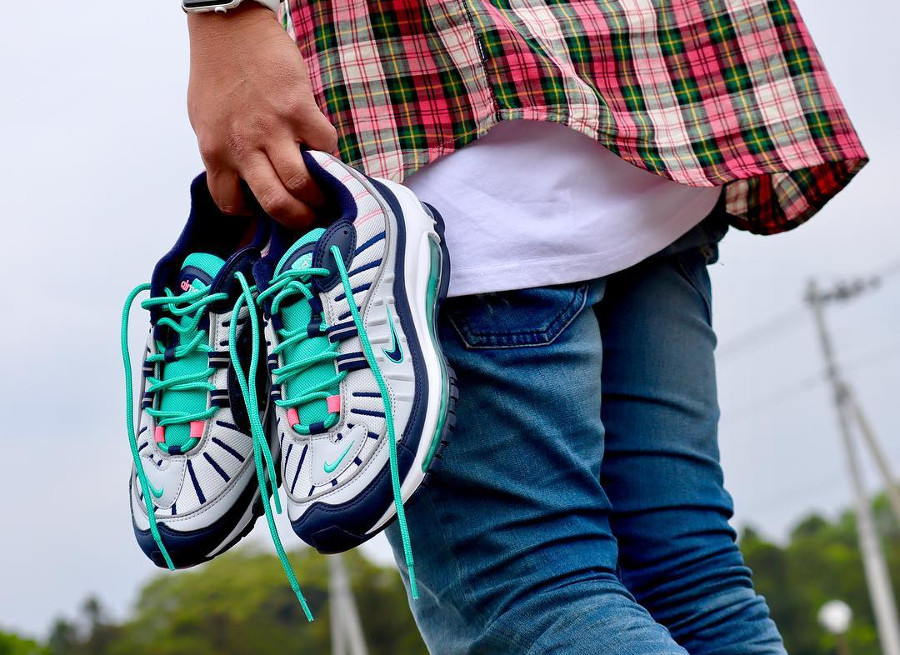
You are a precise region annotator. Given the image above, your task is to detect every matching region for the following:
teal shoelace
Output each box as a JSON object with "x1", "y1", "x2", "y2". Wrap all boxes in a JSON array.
[
  {"x1": 256, "y1": 262, "x2": 346, "y2": 434},
  {"x1": 229, "y1": 272, "x2": 314, "y2": 621},
  {"x1": 143, "y1": 284, "x2": 226, "y2": 452},
  {"x1": 122, "y1": 276, "x2": 312, "y2": 618},
  {"x1": 236, "y1": 246, "x2": 419, "y2": 599},
  {"x1": 121, "y1": 283, "x2": 177, "y2": 571},
  {"x1": 122, "y1": 282, "x2": 231, "y2": 570},
  {"x1": 328, "y1": 245, "x2": 419, "y2": 599}
]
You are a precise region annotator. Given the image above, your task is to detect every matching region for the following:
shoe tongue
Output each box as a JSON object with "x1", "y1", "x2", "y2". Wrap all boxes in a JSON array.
[
  {"x1": 178, "y1": 252, "x2": 226, "y2": 294},
  {"x1": 276, "y1": 228, "x2": 326, "y2": 275},
  {"x1": 274, "y1": 228, "x2": 335, "y2": 428},
  {"x1": 157, "y1": 252, "x2": 226, "y2": 453}
]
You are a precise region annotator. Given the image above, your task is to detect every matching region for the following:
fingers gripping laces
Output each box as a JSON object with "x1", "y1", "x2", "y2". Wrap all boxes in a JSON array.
[
  {"x1": 229, "y1": 272, "x2": 314, "y2": 621},
  {"x1": 329, "y1": 245, "x2": 419, "y2": 599}
]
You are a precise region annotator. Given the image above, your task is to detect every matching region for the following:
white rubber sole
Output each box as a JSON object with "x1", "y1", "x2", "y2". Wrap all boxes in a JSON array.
[{"x1": 357, "y1": 177, "x2": 449, "y2": 535}]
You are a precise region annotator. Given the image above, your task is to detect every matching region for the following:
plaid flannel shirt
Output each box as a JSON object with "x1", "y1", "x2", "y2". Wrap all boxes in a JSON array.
[{"x1": 283, "y1": 0, "x2": 867, "y2": 234}]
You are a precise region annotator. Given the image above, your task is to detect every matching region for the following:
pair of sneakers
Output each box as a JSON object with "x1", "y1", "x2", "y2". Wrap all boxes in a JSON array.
[{"x1": 122, "y1": 151, "x2": 456, "y2": 615}]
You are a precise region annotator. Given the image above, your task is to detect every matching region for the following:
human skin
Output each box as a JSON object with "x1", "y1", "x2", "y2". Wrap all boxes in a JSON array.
[{"x1": 187, "y1": 3, "x2": 337, "y2": 228}]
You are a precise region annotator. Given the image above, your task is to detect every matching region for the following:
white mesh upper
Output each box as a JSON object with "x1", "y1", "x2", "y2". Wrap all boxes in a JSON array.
[{"x1": 274, "y1": 153, "x2": 417, "y2": 507}]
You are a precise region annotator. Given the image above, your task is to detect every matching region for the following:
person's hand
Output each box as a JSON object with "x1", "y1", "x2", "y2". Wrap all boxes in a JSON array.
[{"x1": 187, "y1": 4, "x2": 338, "y2": 228}]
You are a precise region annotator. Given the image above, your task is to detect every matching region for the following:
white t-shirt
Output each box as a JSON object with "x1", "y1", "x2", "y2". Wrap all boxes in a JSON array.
[{"x1": 404, "y1": 120, "x2": 722, "y2": 298}]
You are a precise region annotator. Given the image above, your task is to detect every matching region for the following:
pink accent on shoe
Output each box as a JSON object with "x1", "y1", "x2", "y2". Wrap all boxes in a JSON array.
[
  {"x1": 190, "y1": 421, "x2": 205, "y2": 439},
  {"x1": 154, "y1": 426, "x2": 166, "y2": 443},
  {"x1": 287, "y1": 408, "x2": 300, "y2": 428},
  {"x1": 327, "y1": 395, "x2": 341, "y2": 414},
  {"x1": 354, "y1": 208, "x2": 381, "y2": 226}
]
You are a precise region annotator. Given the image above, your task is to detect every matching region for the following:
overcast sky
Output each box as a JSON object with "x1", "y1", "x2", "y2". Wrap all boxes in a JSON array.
[{"x1": 1, "y1": 0, "x2": 898, "y2": 640}]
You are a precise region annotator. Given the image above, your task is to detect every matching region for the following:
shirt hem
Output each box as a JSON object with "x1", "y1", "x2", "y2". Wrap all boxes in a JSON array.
[{"x1": 376, "y1": 109, "x2": 868, "y2": 236}]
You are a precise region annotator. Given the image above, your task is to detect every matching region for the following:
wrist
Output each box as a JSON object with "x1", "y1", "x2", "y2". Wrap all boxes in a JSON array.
[{"x1": 188, "y1": 2, "x2": 279, "y2": 39}]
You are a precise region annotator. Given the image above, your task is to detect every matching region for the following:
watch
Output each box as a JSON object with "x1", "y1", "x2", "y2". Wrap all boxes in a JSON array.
[{"x1": 182, "y1": 0, "x2": 280, "y2": 14}]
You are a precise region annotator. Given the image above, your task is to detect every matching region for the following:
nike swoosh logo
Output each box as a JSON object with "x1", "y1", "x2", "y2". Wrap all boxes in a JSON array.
[
  {"x1": 382, "y1": 310, "x2": 404, "y2": 364},
  {"x1": 148, "y1": 481, "x2": 164, "y2": 499},
  {"x1": 323, "y1": 441, "x2": 355, "y2": 474}
]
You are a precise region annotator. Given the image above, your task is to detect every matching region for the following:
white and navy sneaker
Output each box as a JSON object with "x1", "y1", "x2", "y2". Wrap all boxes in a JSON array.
[
  {"x1": 252, "y1": 152, "x2": 456, "y2": 593},
  {"x1": 122, "y1": 175, "x2": 279, "y2": 571}
]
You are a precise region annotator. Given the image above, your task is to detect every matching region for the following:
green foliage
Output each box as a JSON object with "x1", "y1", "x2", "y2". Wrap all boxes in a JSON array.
[
  {"x1": 0, "y1": 630, "x2": 46, "y2": 655},
  {"x1": 5, "y1": 495, "x2": 897, "y2": 655},
  {"x1": 740, "y1": 493, "x2": 900, "y2": 655},
  {"x1": 43, "y1": 548, "x2": 425, "y2": 655}
]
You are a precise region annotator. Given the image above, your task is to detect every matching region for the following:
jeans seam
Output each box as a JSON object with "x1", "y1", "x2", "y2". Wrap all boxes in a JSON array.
[{"x1": 675, "y1": 254, "x2": 713, "y2": 325}]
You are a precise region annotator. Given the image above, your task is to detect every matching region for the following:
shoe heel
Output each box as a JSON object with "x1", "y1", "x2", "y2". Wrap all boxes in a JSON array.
[
  {"x1": 421, "y1": 202, "x2": 451, "y2": 305},
  {"x1": 415, "y1": 201, "x2": 456, "y2": 479}
]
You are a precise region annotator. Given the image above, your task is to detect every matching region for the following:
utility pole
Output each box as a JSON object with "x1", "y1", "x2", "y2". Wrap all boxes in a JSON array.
[
  {"x1": 807, "y1": 279, "x2": 900, "y2": 655},
  {"x1": 328, "y1": 553, "x2": 369, "y2": 655},
  {"x1": 846, "y1": 389, "x2": 900, "y2": 526}
]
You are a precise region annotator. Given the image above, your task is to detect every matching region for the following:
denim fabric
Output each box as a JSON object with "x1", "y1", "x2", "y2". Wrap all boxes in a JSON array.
[{"x1": 386, "y1": 216, "x2": 786, "y2": 655}]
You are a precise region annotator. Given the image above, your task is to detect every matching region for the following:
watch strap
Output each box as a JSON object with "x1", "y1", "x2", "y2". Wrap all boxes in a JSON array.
[
  {"x1": 182, "y1": 0, "x2": 280, "y2": 13},
  {"x1": 250, "y1": 0, "x2": 280, "y2": 12}
]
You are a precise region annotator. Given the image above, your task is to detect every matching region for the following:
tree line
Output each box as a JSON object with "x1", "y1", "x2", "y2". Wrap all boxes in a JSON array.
[{"x1": 2, "y1": 493, "x2": 898, "y2": 655}]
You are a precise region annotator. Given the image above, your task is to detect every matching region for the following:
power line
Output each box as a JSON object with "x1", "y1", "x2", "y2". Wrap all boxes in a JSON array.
[
  {"x1": 721, "y1": 340, "x2": 900, "y2": 428},
  {"x1": 875, "y1": 257, "x2": 900, "y2": 280},
  {"x1": 717, "y1": 305, "x2": 807, "y2": 360},
  {"x1": 722, "y1": 371, "x2": 824, "y2": 424},
  {"x1": 844, "y1": 340, "x2": 900, "y2": 376},
  {"x1": 717, "y1": 254, "x2": 900, "y2": 362},
  {"x1": 738, "y1": 467, "x2": 846, "y2": 521}
]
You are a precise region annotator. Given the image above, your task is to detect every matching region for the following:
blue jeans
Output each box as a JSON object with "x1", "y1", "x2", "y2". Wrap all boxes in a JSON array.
[{"x1": 386, "y1": 214, "x2": 786, "y2": 655}]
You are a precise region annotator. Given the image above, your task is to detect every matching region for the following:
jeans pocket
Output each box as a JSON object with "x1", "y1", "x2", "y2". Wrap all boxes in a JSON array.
[
  {"x1": 674, "y1": 245, "x2": 716, "y2": 324},
  {"x1": 445, "y1": 282, "x2": 590, "y2": 349}
]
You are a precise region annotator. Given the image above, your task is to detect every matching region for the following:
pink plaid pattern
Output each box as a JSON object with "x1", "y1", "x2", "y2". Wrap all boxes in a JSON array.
[{"x1": 284, "y1": 0, "x2": 867, "y2": 234}]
